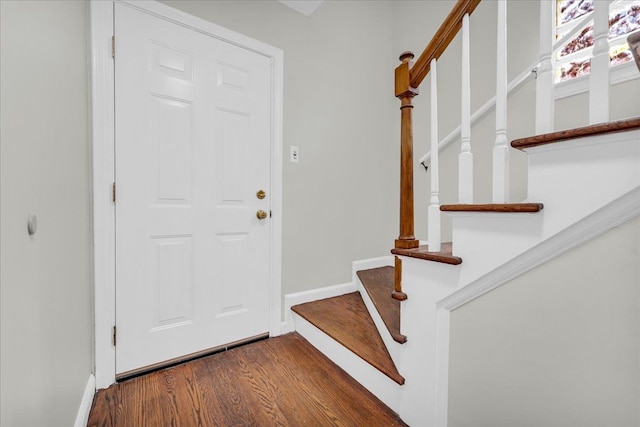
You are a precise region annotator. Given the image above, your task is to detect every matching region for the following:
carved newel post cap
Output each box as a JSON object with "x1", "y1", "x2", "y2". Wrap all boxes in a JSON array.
[{"x1": 399, "y1": 51, "x2": 415, "y2": 63}]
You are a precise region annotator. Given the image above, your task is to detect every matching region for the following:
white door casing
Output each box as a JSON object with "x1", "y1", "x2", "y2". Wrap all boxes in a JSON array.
[{"x1": 91, "y1": 0, "x2": 283, "y2": 388}]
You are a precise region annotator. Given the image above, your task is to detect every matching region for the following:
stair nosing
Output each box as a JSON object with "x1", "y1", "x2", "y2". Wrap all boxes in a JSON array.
[
  {"x1": 440, "y1": 203, "x2": 544, "y2": 213},
  {"x1": 391, "y1": 242, "x2": 462, "y2": 265},
  {"x1": 510, "y1": 117, "x2": 640, "y2": 150}
]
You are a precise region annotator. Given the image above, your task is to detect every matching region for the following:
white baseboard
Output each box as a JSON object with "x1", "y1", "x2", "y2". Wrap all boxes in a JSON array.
[
  {"x1": 281, "y1": 256, "x2": 394, "y2": 333},
  {"x1": 351, "y1": 256, "x2": 394, "y2": 285},
  {"x1": 74, "y1": 374, "x2": 96, "y2": 427},
  {"x1": 282, "y1": 282, "x2": 357, "y2": 333}
]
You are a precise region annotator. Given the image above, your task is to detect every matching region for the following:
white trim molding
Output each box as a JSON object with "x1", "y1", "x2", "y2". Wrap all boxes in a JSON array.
[
  {"x1": 352, "y1": 256, "x2": 394, "y2": 283},
  {"x1": 282, "y1": 282, "x2": 357, "y2": 333},
  {"x1": 91, "y1": 0, "x2": 284, "y2": 389},
  {"x1": 90, "y1": 0, "x2": 116, "y2": 390},
  {"x1": 74, "y1": 374, "x2": 96, "y2": 427}
]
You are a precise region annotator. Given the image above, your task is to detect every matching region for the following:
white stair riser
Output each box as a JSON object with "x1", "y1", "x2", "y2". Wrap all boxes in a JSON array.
[
  {"x1": 444, "y1": 133, "x2": 639, "y2": 288},
  {"x1": 291, "y1": 312, "x2": 402, "y2": 412},
  {"x1": 527, "y1": 131, "x2": 640, "y2": 235},
  {"x1": 449, "y1": 212, "x2": 543, "y2": 285}
]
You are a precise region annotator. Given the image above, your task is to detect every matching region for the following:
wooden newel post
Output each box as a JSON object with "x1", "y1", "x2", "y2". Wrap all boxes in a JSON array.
[
  {"x1": 395, "y1": 51, "x2": 420, "y2": 250},
  {"x1": 392, "y1": 256, "x2": 407, "y2": 301}
]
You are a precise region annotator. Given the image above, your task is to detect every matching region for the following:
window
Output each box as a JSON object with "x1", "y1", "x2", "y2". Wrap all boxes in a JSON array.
[{"x1": 555, "y1": 0, "x2": 640, "y2": 82}]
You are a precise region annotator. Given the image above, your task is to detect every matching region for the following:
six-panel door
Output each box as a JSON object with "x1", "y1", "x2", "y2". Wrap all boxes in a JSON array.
[{"x1": 114, "y1": 3, "x2": 272, "y2": 376}]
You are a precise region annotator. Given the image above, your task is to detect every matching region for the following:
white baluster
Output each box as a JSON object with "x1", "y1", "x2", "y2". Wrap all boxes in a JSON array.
[
  {"x1": 535, "y1": 0, "x2": 555, "y2": 134},
  {"x1": 429, "y1": 58, "x2": 441, "y2": 253},
  {"x1": 590, "y1": 0, "x2": 610, "y2": 124},
  {"x1": 493, "y1": 0, "x2": 509, "y2": 204},
  {"x1": 459, "y1": 13, "x2": 473, "y2": 204}
]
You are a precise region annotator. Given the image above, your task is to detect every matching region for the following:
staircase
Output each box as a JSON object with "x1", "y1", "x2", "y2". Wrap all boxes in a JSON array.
[
  {"x1": 289, "y1": 1, "x2": 640, "y2": 425},
  {"x1": 289, "y1": 118, "x2": 640, "y2": 426}
]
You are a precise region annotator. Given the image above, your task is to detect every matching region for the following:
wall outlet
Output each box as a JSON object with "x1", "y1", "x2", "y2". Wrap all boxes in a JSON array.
[{"x1": 290, "y1": 146, "x2": 299, "y2": 163}]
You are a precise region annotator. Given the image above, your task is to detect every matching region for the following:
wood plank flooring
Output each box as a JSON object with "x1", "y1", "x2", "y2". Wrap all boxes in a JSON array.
[
  {"x1": 291, "y1": 292, "x2": 405, "y2": 385},
  {"x1": 88, "y1": 333, "x2": 407, "y2": 427}
]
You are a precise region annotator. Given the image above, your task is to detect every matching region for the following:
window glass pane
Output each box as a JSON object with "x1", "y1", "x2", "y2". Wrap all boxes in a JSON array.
[
  {"x1": 558, "y1": 0, "x2": 594, "y2": 25},
  {"x1": 609, "y1": 4, "x2": 640, "y2": 39},
  {"x1": 557, "y1": 57, "x2": 591, "y2": 81},
  {"x1": 610, "y1": 43, "x2": 633, "y2": 64},
  {"x1": 554, "y1": 1, "x2": 639, "y2": 82},
  {"x1": 559, "y1": 25, "x2": 594, "y2": 57}
]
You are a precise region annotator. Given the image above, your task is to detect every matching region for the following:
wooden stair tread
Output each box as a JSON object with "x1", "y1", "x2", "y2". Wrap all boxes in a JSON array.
[
  {"x1": 440, "y1": 203, "x2": 543, "y2": 213},
  {"x1": 357, "y1": 267, "x2": 406, "y2": 344},
  {"x1": 511, "y1": 117, "x2": 640, "y2": 150},
  {"x1": 291, "y1": 292, "x2": 405, "y2": 385},
  {"x1": 391, "y1": 242, "x2": 462, "y2": 265}
]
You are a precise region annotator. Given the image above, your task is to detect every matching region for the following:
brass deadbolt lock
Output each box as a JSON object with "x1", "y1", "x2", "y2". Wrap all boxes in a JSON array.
[
  {"x1": 256, "y1": 210, "x2": 268, "y2": 220},
  {"x1": 256, "y1": 190, "x2": 266, "y2": 199}
]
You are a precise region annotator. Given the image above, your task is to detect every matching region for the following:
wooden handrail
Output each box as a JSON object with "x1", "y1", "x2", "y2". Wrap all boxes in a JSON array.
[{"x1": 409, "y1": 0, "x2": 481, "y2": 88}]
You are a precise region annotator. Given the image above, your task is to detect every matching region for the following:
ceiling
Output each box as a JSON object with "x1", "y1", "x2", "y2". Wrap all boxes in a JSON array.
[{"x1": 278, "y1": 0, "x2": 324, "y2": 16}]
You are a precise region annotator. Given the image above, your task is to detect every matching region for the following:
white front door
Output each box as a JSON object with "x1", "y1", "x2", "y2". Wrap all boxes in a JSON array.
[{"x1": 114, "y1": 3, "x2": 272, "y2": 376}]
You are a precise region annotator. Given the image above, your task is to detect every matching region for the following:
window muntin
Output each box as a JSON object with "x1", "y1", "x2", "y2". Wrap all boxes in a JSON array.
[
  {"x1": 558, "y1": 0, "x2": 594, "y2": 25},
  {"x1": 555, "y1": 0, "x2": 640, "y2": 82}
]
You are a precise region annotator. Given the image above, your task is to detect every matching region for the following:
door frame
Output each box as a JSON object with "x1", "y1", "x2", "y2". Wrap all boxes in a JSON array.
[{"x1": 90, "y1": 0, "x2": 284, "y2": 389}]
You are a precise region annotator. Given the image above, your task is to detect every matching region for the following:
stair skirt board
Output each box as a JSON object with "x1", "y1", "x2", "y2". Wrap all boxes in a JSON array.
[
  {"x1": 292, "y1": 312, "x2": 403, "y2": 412},
  {"x1": 351, "y1": 256, "x2": 394, "y2": 284},
  {"x1": 282, "y1": 282, "x2": 357, "y2": 333}
]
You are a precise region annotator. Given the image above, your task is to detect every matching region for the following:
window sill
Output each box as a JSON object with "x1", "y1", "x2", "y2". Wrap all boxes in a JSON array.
[{"x1": 554, "y1": 61, "x2": 639, "y2": 100}]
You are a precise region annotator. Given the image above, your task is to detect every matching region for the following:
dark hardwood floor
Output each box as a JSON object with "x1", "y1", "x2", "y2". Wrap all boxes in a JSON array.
[{"x1": 88, "y1": 332, "x2": 407, "y2": 427}]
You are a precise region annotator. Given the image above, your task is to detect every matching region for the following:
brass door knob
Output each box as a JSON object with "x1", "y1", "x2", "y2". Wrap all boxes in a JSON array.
[
  {"x1": 256, "y1": 190, "x2": 266, "y2": 199},
  {"x1": 256, "y1": 210, "x2": 268, "y2": 220}
]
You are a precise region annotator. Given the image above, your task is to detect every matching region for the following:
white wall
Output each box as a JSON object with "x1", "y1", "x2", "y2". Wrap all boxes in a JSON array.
[
  {"x1": 448, "y1": 215, "x2": 640, "y2": 427},
  {"x1": 0, "y1": 1, "x2": 94, "y2": 425},
  {"x1": 160, "y1": 1, "x2": 640, "y2": 300},
  {"x1": 160, "y1": 0, "x2": 399, "y2": 301}
]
